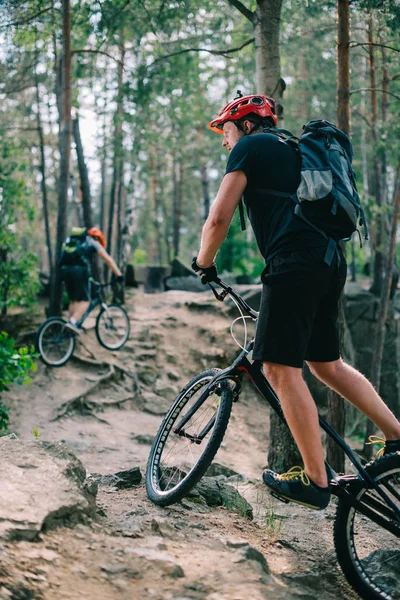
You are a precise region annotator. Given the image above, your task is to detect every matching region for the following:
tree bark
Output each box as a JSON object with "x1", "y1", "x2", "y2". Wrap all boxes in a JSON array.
[
  {"x1": 149, "y1": 147, "x2": 163, "y2": 264},
  {"x1": 99, "y1": 108, "x2": 107, "y2": 235},
  {"x1": 200, "y1": 163, "x2": 210, "y2": 221},
  {"x1": 49, "y1": 0, "x2": 72, "y2": 316},
  {"x1": 363, "y1": 164, "x2": 400, "y2": 458},
  {"x1": 105, "y1": 33, "x2": 125, "y2": 280},
  {"x1": 254, "y1": 0, "x2": 284, "y2": 104},
  {"x1": 34, "y1": 51, "x2": 53, "y2": 282},
  {"x1": 172, "y1": 154, "x2": 183, "y2": 259},
  {"x1": 228, "y1": 0, "x2": 285, "y2": 119},
  {"x1": 325, "y1": 0, "x2": 351, "y2": 474},
  {"x1": 368, "y1": 16, "x2": 385, "y2": 297},
  {"x1": 73, "y1": 115, "x2": 93, "y2": 229}
]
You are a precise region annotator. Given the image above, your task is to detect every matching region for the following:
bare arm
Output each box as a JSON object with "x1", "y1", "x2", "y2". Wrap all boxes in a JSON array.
[
  {"x1": 97, "y1": 246, "x2": 122, "y2": 277},
  {"x1": 197, "y1": 170, "x2": 247, "y2": 267}
]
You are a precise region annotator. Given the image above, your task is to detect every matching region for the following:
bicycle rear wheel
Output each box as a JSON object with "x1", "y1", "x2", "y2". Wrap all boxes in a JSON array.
[
  {"x1": 95, "y1": 304, "x2": 130, "y2": 350},
  {"x1": 36, "y1": 318, "x2": 75, "y2": 367},
  {"x1": 334, "y1": 453, "x2": 400, "y2": 600},
  {"x1": 146, "y1": 368, "x2": 233, "y2": 506}
]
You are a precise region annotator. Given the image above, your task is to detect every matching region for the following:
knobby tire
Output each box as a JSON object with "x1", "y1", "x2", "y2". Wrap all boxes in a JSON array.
[
  {"x1": 334, "y1": 452, "x2": 400, "y2": 600},
  {"x1": 146, "y1": 368, "x2": 233, "y2": 506}
]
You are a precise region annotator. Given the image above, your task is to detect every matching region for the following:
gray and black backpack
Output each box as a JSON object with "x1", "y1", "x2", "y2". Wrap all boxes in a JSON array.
[{"x1": 239, "y1": 119, "x2": 368, "y2": 265}]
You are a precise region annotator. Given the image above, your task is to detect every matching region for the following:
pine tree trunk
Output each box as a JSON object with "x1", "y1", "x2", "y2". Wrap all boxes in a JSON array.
[
  {"x1": 73, "y1": 115, "x2": 93, "y2": 229},
  {"x1": 363, "y1": 164, "x2": 400, "y2": 457},
  {"x1": 200, "y1": 164, "x2": 210, "y2": 221},
  {"x1": 172, "y1": 154, "x2": 182, "y2": 259},
  {"x1": 35, "y1": 55, "x2": 53, "y2": 282},
  {"x1": 368, "y1": 16, "x2": 385, "y2": 297},
  {"x1": 325, "y1": 0, "x2": 351, "y2": 474},
  {"x1": 105, "y1": 34, "x2": 125, "y2": 280},
  {"x1": 99, "y1": 109, "x2": 107, "y2": 235},
  {"x1": 149, "y1": 148, "x2": 163, "y2": 264},
  {"x1": 254, "y1": 0, "x2": 283, "y2": 96},
  {"x1": 49, "y1": 0, "x2": 72, "y2": 316}
]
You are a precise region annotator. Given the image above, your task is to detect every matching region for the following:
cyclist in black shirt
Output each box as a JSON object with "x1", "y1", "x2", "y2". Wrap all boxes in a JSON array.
[{"x1": 192, "y1": 93, "x2": 400, "y2": 510}]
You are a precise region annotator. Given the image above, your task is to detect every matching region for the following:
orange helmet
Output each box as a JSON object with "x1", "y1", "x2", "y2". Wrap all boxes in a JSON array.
[
  {"x1": 87, "y1": 227, "x2": 106, "y2": 248},
  {"x1": 208, "y1": 93, "x2": 277, "y2": 134}
]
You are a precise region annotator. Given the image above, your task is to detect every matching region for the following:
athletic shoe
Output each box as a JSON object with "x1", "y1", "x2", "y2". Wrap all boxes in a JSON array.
[
  {"x1": 367, "y1": 435, "x2": 400, "y2": 457},
  {"x1": 262, "y1": 466, "x2": 331, "y2": 510},
  {"x1": 64, "y1": 321, "x2": 82, "y2": 335}
]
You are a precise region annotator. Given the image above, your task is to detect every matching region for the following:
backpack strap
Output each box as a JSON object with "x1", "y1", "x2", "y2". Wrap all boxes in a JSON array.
[
  {"x1": 294, "y1": 204, "x2": 337, "y2": 266},
  {"x1": 239, "y1": 196, "x2": 246, "y2": 231},
  {"x1": 252, "y1": 187, "x2": 338, "y2": 266}
]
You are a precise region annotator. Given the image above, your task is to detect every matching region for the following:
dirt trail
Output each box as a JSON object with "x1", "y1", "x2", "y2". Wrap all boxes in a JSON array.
[{"x1": 1, "y1": 288, "x2": 357, "y2": 600}]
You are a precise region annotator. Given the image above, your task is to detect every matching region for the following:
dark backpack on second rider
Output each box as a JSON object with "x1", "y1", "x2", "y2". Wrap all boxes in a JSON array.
[
  {"x1": 240, "y1": 119, "x2": 369, "y2": 265},
  {"x1": 59, "y1": 227, "x2": 90, "y2": 270}
]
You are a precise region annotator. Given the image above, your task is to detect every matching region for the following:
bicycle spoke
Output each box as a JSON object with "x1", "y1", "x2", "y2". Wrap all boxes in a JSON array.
[
  {"x1": 150, "y1": 375, "x2": 224, "y2": 495},
  {"x1": 340, "y1": 463, "x2": 400, "y2": 599}
]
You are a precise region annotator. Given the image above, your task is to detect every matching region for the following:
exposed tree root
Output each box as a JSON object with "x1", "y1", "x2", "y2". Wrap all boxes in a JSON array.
[
  {"x1": 71, "y1": 354, "x2": 141, "y2": 391},
  {"x1": 52, "y1": 365, "x2": 116, "y2": 421}
]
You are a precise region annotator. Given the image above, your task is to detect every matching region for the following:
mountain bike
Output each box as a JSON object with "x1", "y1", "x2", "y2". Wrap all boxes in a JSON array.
[
  {"x1": 36, "y1": 279, "x2": 130, "y2": 367},
  {"x1": 146, "y1": 278, "x2": 400, "y2": 600}
]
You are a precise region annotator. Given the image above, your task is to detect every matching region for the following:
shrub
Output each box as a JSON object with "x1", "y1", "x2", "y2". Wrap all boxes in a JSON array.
[{"x1": 0, "y1": 332, "x2": 36, "y2": 434}]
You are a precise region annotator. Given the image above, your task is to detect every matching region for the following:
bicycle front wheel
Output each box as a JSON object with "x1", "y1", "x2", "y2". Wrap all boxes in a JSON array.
[
  {"x1": 95, "y1": 304, "x2": 130, "y2": 350},
  {"x1": 334, "y1": 453, "x2": 400, "y2": 600},
  {"x1": 36, "y1": 318, "x2": 75, "y2": 367},
  {"x1": 146, "y1": 369, "x2": 233, "y2": 506}
]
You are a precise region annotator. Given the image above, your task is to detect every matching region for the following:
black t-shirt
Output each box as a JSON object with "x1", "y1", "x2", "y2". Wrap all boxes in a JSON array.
[{"x1": 225, "y1": 132, "x2": 326, "y2": 262}]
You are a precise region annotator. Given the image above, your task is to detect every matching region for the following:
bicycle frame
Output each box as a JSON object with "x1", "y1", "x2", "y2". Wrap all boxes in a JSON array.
[
  {"x1": 75, "y1": 280, "x2": 110, "y2": 327},
  {"x1": 175, "y1": 278, "x2": 400, "y2": 534}
]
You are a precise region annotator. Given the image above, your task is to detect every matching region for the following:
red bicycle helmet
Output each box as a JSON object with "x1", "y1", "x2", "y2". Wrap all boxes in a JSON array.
[
  {"x1": 208, "y1": 93, "x2": 277, "y2": 134},
  {"x1": 87, "y1": 227, "x2": 106, "y2": 248}
]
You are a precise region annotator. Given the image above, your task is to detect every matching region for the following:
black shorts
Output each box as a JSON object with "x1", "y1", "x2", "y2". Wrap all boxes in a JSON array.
[
  {"x1": 253, "y1": 248, "x2": 347, "y2": 368},
  {"x1": 61, "y1": 266, "x2": 90, "y2": 302}
]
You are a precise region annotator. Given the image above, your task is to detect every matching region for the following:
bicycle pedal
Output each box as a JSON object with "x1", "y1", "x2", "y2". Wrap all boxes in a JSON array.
[{"x1": 270, "y1": 491, "x2": 289, "y2": 504}]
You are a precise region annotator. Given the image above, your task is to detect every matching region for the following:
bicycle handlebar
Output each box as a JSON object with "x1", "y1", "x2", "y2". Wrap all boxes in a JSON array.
[
  {"x1": 88, "y1": 277, "x2": 113, "y2": 289},
  {"x1": 207, "y1": 278, "x2": 259, "y2": 321}
]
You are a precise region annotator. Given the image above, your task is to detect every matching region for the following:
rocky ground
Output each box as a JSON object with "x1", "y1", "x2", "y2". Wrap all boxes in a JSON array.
[{"x1": 0, "y1": 287, "x2": 359, "y2": 600}]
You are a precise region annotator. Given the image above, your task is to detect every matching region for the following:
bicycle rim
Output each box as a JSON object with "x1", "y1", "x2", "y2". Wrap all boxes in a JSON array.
[
  {"x1": 334, "y1": 455, "x2": 400, "y2": 600},
  {"x1": 96, "y1": 305, "x2": 130, "y2": 350},
  {"x1": 38, "y1": 320, "x2": 75, "y2": 366},
  {"x1": 146, "y1": 370, "x2": 232, "y2": 504}
]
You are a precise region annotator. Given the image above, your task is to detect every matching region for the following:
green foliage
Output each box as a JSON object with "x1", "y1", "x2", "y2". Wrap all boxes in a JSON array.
[
  {"x1": 0, "y1": 135, "x2": 40, "y2": 314},
  {"x1": 0, "y1": 332, "x2": 36, "y2": 434},
  {"x1": 132, "y1": 248, "x2": 148, "y2": 264}
]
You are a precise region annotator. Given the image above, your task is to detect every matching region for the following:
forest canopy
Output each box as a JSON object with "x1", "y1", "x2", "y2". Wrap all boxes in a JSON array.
[{"x1": 0, "y1": 0, "x2": 399, "y2": 313}]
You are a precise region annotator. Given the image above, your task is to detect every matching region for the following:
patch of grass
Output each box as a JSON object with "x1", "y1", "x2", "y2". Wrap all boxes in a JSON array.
[{"x1": 264, "y1": 506, "x2": 284, "y2": 541}]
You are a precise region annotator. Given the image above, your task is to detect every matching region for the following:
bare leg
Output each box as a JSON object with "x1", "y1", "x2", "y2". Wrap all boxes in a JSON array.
[
  {"x1": 307, "y1": 358, "x2": 400, "y2": 440},
  {"x1": 68, "y1": 301, "x2": 90, "y2": 322},
  {"x1": 263, "y1": 363, "x2": 328, "y2": 487}
]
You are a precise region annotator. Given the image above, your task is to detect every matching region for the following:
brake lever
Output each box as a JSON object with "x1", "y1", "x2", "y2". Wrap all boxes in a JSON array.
[{"x1": 208, "y1": 282, "x2": 229, "y2": 302}]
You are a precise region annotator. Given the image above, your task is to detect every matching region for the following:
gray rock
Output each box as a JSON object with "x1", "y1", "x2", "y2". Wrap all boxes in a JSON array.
[
  {"x1": 233, "y1": 543, "x2": 270, "y2": 574},
  {"x1": 165, "y1": 276, "x2": 205, "y2": 293},
  {"x1": 362, "y1": 549, "x2": 400, "y2": 598},
  {"x1": 141, "y1": 390, "x2": 172, "y2": 415},
  {"x1": 0, "y1": 438, "x2": 97, "y2": 541},
  {"x1": 189, "y1": 477, "x2": 253, "y2": 519},
  {"x1": 205, "y1": 462, "x2": 241, "y2": 479},
  {"x1": 137, "y1": 367, "x2": 158, "y2": 385},
  {"x1": 98, "y1": 467, "x2": 142, "y2": 489}
]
